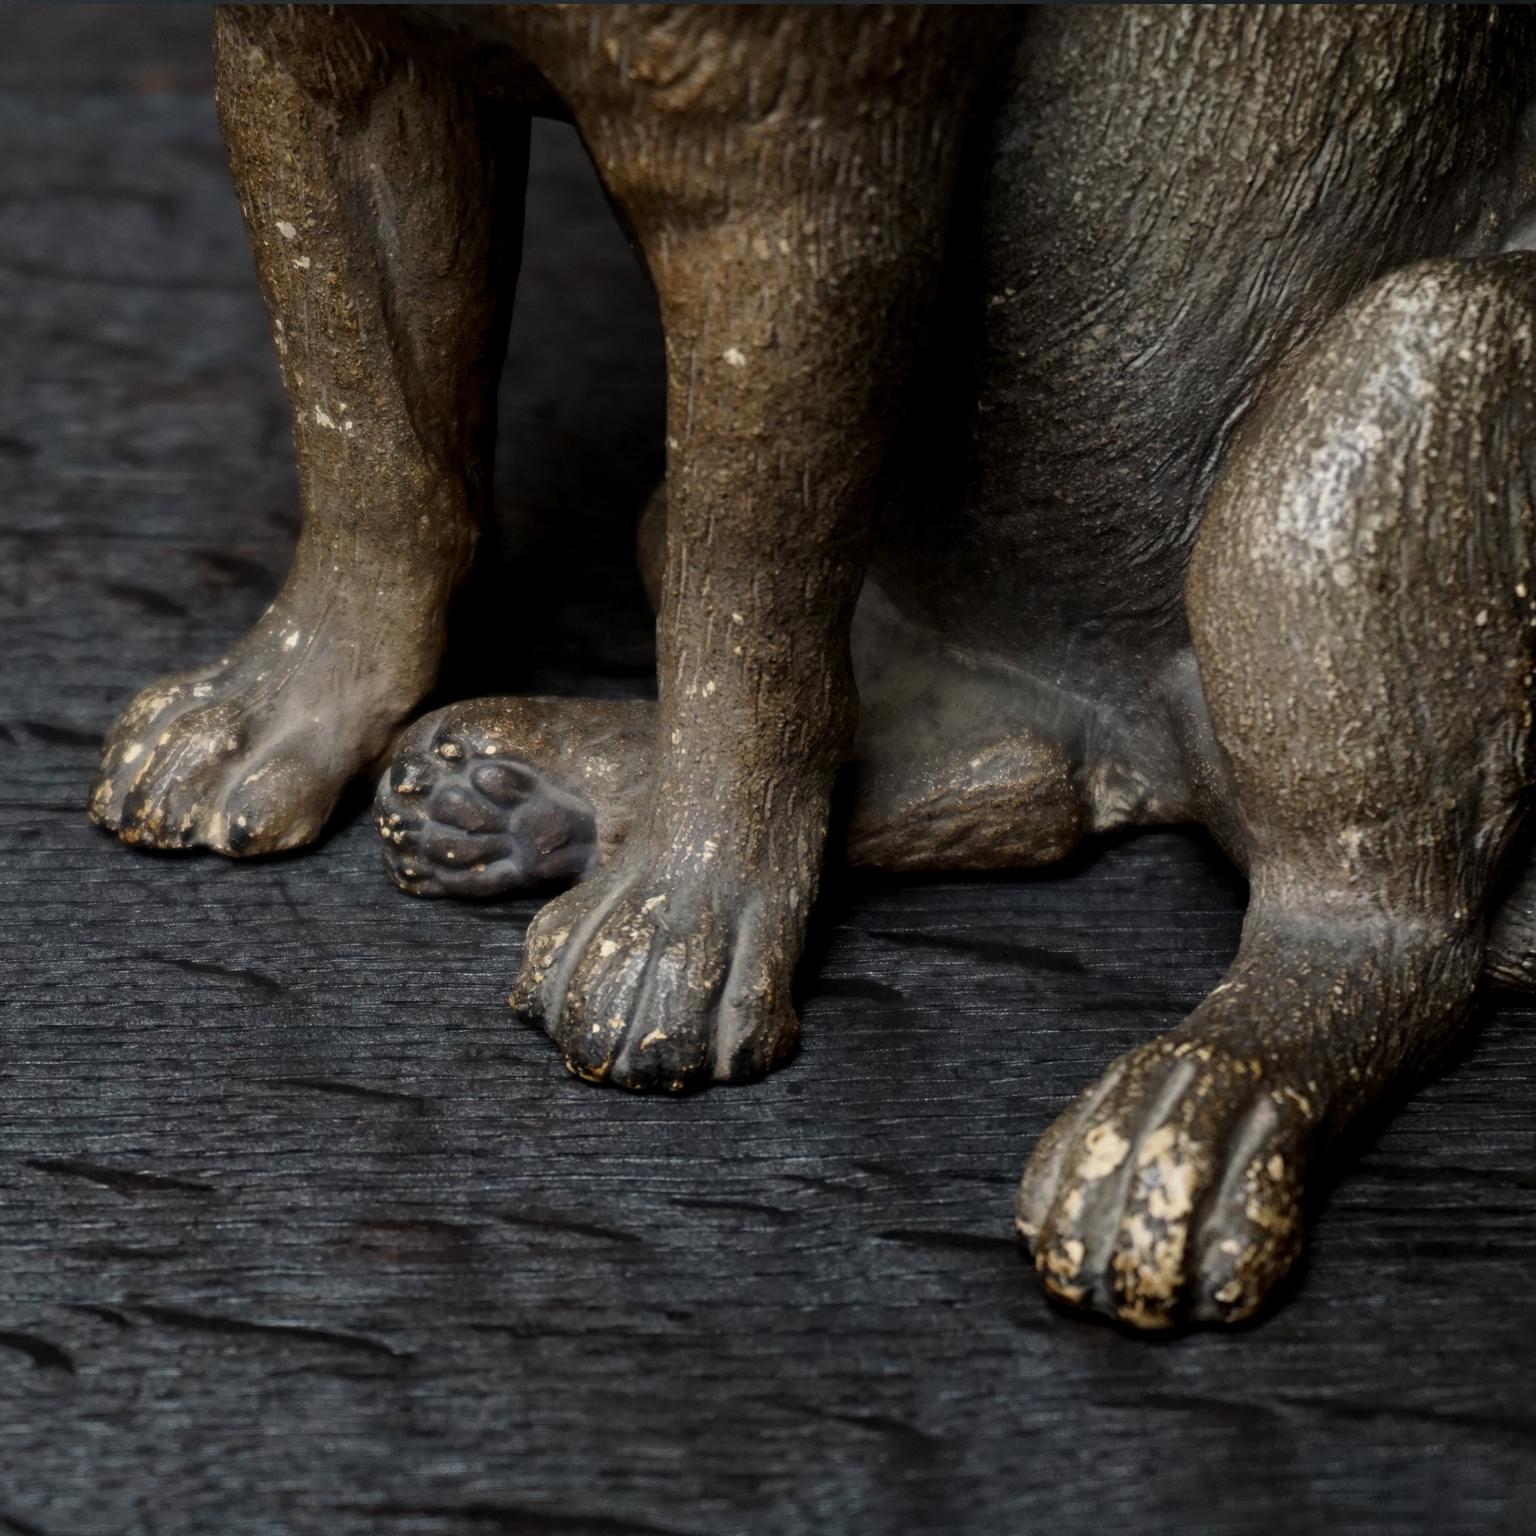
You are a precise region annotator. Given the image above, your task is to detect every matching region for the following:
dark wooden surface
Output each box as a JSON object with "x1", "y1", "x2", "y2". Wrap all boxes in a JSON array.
[{"x1": 4, "y1": 9, "x2": 1536, "y2": 1533}]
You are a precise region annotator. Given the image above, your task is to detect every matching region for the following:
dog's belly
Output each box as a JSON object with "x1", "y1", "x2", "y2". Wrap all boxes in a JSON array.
[{"x1": 874, "y1": 4, "x2": 1536, "y2": 712}]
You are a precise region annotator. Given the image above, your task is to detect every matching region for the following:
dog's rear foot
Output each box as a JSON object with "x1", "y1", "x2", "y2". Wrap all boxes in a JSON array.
[{"x1": 375, "y1": 696, "x2": 654, "y2": 899}]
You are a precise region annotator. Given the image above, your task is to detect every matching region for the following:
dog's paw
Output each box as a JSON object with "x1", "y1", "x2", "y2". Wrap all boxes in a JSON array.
[
  {"x1": 376, "y1": 712, "x2": 599, "y2": 898},
  {"x1": 1016, "y1": 1034, "x2": 1314, "y2": 1328},
  {"x1": 510, "y1": 852, "x2": 800, "y2": 1090},
  {"x1": 93, "y1": 672, "x2": 321, "y2": 854},
  {"x1": 90, "y1": 625, "x2": 399, "y2": 855}
]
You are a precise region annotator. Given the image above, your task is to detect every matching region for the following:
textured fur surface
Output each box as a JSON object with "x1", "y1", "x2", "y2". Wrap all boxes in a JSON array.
[{"x1": 93, "y1": 5, "x2": 1536, "y2": 1328}]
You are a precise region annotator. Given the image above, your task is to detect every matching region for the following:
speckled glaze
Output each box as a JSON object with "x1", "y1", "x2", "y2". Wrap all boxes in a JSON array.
[{"x1": 93, "y1": 5, "x2": 1536, "y2": 1328}]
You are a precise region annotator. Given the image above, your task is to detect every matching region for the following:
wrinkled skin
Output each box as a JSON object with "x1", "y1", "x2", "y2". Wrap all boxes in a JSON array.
[{"x1": 94, "y1": 5, "x2": 1536, "y2": 1329}]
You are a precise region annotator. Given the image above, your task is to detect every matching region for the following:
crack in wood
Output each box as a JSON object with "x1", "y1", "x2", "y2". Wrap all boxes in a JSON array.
[
  {"x1": 136, "y1": 1305, "x2": 410, "y2": 1361},
  {"x1": 24, "y1": 1158, "x2": 216, "y2": 1199}
]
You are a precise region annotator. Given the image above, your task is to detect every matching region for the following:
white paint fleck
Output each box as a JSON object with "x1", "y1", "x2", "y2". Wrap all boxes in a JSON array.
[
  {"x1": 722, "y1": 347, "x2": 747, "y2": 368},
  {"x1": 1138, "y1": 1124, "x2": 1196, "y2": 1222},
  {"x1": 275, "y1": 219, "x2": 297, "y2": 240},
  {"x1": 1079, "y1": 1123, "x2": 1131, "y2": 1180},
  {"x1": 292, "y1": 255, "x2": 311, "y2": 270}
]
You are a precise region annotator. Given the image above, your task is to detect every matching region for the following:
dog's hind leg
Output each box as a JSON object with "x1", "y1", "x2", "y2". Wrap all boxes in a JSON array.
[
  {"x1": 1486, "y1": 847, "x2": 1536, "y2": 990},
  {"x1": 91, "y1": 8, "x2": 525, "y2": 855},
  {"x1": 1018, "y1": 257, "x2": 1536, "y2": 1328},
  {"x1": 371, "y1": 615, "x2": 1087, "y2": 902},
  {"x1": 375, "y1": 694, "x2": 655, "y2": 899}
]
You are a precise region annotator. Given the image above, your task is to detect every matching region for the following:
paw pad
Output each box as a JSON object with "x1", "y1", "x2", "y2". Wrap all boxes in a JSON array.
[{"x1": 375, "y1": 717, "x2": 598, "y2": 899}]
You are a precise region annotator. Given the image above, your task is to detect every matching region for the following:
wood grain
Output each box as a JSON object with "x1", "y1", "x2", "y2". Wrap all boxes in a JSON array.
[{"x1": 2, "y1": 9, "x2": 1535, "y2": 1533}]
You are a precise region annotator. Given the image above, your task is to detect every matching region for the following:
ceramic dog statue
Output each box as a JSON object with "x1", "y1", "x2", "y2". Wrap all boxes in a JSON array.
[{"x1": 91, "y1": 4, "x2": 1536, "y2": 1330}]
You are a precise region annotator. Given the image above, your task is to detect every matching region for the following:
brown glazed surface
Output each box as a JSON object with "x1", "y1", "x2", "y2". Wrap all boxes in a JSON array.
[{"x1": 91, "y1": 4, "x2": 1536, "y2": 1329}]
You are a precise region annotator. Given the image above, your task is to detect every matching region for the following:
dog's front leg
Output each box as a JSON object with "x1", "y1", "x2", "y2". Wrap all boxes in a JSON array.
[
  {"x1": 92, "y1": 7, "x2": 525, "y2": 854},
  {"x1": 510, "y1": 7, "x2": 992, "y2": 1088}
]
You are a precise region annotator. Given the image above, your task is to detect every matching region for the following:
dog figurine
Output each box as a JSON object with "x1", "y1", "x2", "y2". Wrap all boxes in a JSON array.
[{"x1": 91, "y1": 4, "x2": 1536, "y2": 1329}]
